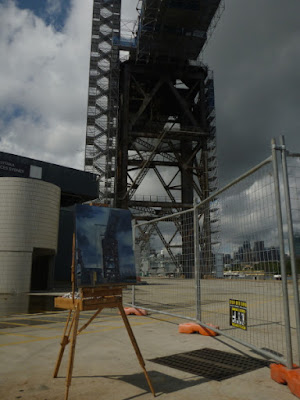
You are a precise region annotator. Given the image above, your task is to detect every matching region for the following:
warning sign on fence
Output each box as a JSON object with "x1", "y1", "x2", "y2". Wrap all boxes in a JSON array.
[{"x1": 229, "y1": 299, "x2": 247, "y2": 330}]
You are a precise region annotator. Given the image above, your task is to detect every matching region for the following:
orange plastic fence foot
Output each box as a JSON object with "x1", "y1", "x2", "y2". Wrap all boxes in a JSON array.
[
  {"x1": 123, "y1": 307, "x2": 148, "y2": 316},
  {"x1": 178, "y1": 322, "x2": 219, "y2": 336},
  {"x1": 270, "y1": 363, "x2": 300, "y2": 398}
]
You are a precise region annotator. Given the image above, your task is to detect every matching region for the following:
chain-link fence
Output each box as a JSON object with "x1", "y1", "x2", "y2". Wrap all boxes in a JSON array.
[{"x1": 125, "y1": 137, "x2": 300, "y2": 368}]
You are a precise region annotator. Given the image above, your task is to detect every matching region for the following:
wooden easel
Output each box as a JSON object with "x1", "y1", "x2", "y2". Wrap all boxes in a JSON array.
[{"x1": 53, "y1": 236, "x2": 155, "y2": 400}]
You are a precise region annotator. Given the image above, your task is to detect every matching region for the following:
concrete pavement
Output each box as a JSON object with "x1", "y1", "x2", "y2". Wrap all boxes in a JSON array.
[{"x1": 0, "y1": 305, "x2": 296, "y2": 400}]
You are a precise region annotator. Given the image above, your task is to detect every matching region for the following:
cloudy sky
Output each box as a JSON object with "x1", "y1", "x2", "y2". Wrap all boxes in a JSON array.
[
  {"x1": 203, "y1": 0, "x2": 300, "y2": 184},
  {"x1": 0, "y1": 0, "x2": 300, "y2": 186}
]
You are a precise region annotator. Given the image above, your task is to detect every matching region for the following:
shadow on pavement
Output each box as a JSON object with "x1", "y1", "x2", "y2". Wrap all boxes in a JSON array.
[{"x1": 70, "y1": 370, "x2": 208, "y2": 396}]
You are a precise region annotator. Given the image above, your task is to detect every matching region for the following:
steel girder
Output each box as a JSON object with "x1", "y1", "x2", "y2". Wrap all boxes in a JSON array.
[{"x1": 115, "y1": 61, "x2": 217, "y2": 275}]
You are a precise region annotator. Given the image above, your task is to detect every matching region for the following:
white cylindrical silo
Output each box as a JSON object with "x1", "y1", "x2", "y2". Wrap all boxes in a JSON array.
[{"x1": 0, "y1": 178, "x2": 61, "y2": 293}]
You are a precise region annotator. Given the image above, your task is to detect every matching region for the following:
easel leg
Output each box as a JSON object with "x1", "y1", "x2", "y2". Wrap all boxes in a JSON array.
[
  {"x1": 77, "y1": 306, "x2": 104, "y2": 334},
  {"x1": 118, "y1": 303, "x2": 156, "y2": 397},
  {"x1": 53, "y1": 310, "x2": 73, "y2": 378},
  {"x1": 65, "y1": 306, "x2": 80, "y2": 400}
]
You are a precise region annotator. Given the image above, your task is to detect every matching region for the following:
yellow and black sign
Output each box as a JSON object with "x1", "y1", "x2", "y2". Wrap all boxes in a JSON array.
[{"x1": 229, "y1": 299, "x2": 247, "y2": 330}]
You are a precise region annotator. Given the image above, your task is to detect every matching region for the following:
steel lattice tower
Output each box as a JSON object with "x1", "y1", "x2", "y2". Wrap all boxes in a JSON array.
[{"x1": 85, "y1": 0, "x2": 223, "y2": 274}]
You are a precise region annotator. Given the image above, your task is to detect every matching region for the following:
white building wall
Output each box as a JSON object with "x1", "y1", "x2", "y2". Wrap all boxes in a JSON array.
[{"x1": 0, "y1": 178, "x2": 61, "y2": 293}]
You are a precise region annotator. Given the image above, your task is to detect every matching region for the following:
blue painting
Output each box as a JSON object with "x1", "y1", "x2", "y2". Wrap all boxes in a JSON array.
[{"x1": 75, "y1": 205, "x2": 136, "y2": 287}]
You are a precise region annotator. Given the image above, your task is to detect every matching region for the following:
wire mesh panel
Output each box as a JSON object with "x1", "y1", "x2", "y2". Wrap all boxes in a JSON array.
[
  {"x1": 287, "y1": 155, "x2": 300, "y2": 257},
  {"x1": 286, "y1": 153, "x2": 300, "y2": 363},
  {"x1": 124, "y1": 146, "x2": 300, "y2": 365},
  {"x1": 130, "y1": 210, "x2": 197, "y2": 319},
  {"x1": 196, "y1": 161, "x2": 291, "y2": 363}
]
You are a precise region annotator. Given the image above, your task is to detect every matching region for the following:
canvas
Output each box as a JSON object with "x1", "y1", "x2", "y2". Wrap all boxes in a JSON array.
[{"x1": 75, "y1": 205, "x2": 136, "y2": 287}]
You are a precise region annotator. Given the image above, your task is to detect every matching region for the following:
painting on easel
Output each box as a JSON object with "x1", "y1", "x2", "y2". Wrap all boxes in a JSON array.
[
  {"x1": 53, "y1": 205, "x2": 155, "y2": 400},
  {"x1": 75, "y1": 205, "x2": 137, "y2": 287}
]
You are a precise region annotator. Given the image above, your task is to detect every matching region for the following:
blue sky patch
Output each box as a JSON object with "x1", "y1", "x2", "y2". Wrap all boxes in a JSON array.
[
  {"x1": 0, "y1": 104, "x2": 42, "y2": 127},
  {"x1": 15, "y1": 0, "x2": 72, "y2": 31},
  {"x1": 1, "y1": 104, "x2": 25, "y2": 124}
]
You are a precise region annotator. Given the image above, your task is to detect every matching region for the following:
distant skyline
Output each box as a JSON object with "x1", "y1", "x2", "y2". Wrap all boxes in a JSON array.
[{"x1": 0, "y1": 0, "x2": 300, "y2": 186}]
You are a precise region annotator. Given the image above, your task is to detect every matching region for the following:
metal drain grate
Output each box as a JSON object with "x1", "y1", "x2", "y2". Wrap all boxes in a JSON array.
[{"x1": 149, "y1": 348, "x2": 270, "y2": 381}]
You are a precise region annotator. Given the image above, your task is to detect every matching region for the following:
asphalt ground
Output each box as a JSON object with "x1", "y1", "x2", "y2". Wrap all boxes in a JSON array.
[{"x1": 0, "y1": 302, "x2": 297, "y2": 400}]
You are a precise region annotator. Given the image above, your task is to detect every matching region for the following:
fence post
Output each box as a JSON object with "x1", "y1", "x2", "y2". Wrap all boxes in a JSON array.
[
  {"x1": 194, "y1": 201, "x2": 201, "y2": 321},
  {"x1": 279, "y1": 135, "x2": 300, "y2": 365},
  {"x1": 132, "y1": 219, "x2": 136, "y2": 307},
  {"x1": 272, "y1": 138, "x2": 293, "y2": 369}
]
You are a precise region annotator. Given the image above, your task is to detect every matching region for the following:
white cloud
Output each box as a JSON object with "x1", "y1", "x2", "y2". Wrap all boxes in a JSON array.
[
  {"x1": 46, "y1": 0, "x2": 63, "y2": 16},
  {"x1": 0, "y1": 0, "x2": 93, "y2": 169}
]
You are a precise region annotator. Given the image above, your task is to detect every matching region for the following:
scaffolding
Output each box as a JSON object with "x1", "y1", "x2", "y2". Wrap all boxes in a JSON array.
[
  {"x1": 84, "y1": 0, "x2": 121, "y2": 205},
  {"x1": 135, "y1": 0, "x2": 224, "y2": 63}
]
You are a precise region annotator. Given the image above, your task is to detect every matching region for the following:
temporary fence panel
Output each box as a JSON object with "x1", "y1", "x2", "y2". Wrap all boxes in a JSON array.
[
  {"x1": 124, "y1": 138, "x2": 300, "y2": 366},
  {"x1": 126, "y1": 209, "x2": 197, "y2": 320},
  {"x1": 194, "y1": 159, "x2": 291, "y2": 364},
  {"x1": 285, "y1": 150, "x2": 300, "y2": 365}
]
